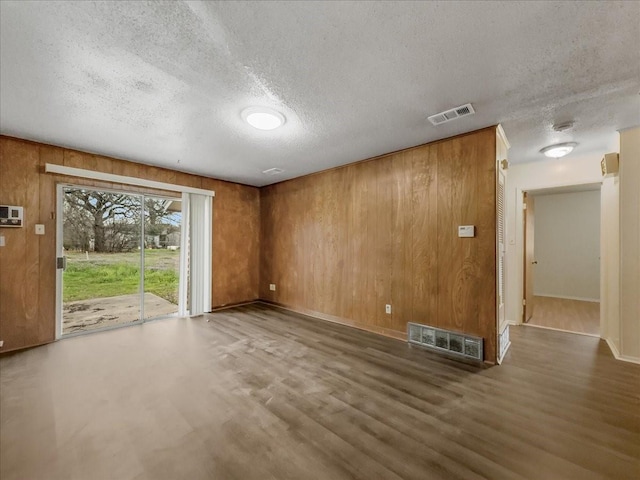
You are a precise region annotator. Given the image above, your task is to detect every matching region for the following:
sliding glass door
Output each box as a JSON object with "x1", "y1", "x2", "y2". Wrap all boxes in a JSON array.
[
  {"x1": 56, "y1": 186, "x2": 182, "y2": 337},
  {"x1": 143, "y1": 196, "x2": 182, "y2": 320}
]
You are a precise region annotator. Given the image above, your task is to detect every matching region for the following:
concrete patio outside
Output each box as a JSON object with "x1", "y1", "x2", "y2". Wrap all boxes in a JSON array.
[{"x1": 62, "y1": 293, "x2": 178, "y2": 335}]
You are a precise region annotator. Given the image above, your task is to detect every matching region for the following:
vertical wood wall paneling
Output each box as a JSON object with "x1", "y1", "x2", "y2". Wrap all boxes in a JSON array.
[
  {"x1": 308, "y1": 177, "x2": 318, "y2": 312},
  {"x1": 0, "y1": 136, "x2": 260, "y2": 352},
  {"x1": 22, "y1": 144, "x2": 42, "y2": 346},
  {"x1": 201, "y1": 178, "x2": 260, "y2": 308},
  {"x1": 363, "y1": 161, "x2": 379, "y2": 328},
  {"x1": 391, "y1": 151, "x2": 413, "y2": 332},
  {"x1": 349, "y1": 162, "x2": 366, "y2": 325},
  {"x1": 411, "y1": 144, "x2": 438, "y2": 325},
  {"x1": 458, "y1": 136, "x2": 478, "y2": 334},
  {"x1": 258, "y1": 188, "x2": 271, "y2": 300},
  {"x1": 0, "y1": 141, "x2": 25, "y2": 347},
  {"x1": 436, "y1": 139, "x2": 457, "y2": 332},
  {"x1": 376, "y1": 156, "x2": 394, "y2": 329},
  {"x1": 23, "y1": 144, "x2": 41, "y2": 344},
  {"x1": 259, "y1": 127, "x2": 499, "y2": 361},
  {"x1": 38, "y1": 146, "x2": 63, "y2": 344},
  {"x1": 336, "y1": 167, "x2": 352, "y2": 320}
]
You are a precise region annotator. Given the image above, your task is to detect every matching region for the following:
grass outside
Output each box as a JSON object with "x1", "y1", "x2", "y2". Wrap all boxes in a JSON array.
[{"x1": 63, "y1": 250, "x2": 179, "y2": 303}]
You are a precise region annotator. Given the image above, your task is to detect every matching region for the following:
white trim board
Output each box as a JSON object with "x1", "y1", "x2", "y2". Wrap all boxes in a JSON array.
[
  {"x1": 45, "y1": 163, "x2": 215, "y2": 197},
  {"x1": 606, "y1": 338, "x2": 640, "y2": 365},
  {"x1": 533, "y1": 293, "x2": 600, "y2": 303},
  {"x1": 497, "y1": 124, "x2": 511, "y2": 150},
  {"x1": 522, "y1": 323, "x2": 600, "y2": 338}
]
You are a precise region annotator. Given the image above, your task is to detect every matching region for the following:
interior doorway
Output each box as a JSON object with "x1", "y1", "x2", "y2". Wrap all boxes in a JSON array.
[
  {"x1": 56, "y1": 185, "x2": 183, "y2": 337},
  {"x1": 522, "y1": 184, "x2": 601, "y2": 336}
]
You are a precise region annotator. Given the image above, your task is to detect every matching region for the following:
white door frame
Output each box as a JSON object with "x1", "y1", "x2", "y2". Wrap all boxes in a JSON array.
[{"x1": 514, "y1": 180, "x2": 602, "y2": 336}]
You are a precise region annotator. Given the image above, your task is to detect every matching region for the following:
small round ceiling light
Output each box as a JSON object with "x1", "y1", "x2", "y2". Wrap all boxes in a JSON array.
[
  {"x1": 241, "y1": 107, "x2": 285, "y2": 130},
  {"x1": 540, "y1": 142, "x2": 578, "y2": 158}
]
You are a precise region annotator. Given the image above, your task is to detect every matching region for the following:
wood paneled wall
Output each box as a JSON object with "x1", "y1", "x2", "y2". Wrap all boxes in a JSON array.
[
  {"x1": 0, "y1": 136, "x2": 260, "y2": 352},
  {"x1": 260, "y1": 127, "x2": 498, "y2": 362}
]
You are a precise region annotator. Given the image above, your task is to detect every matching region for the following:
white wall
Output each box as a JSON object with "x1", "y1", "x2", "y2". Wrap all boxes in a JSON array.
[
  {"x1": 618, "y1": 127, "x2": 640, "y2": 361},
  {"x1": 505, "y1": 131, "x2": 639, "y2": 363},
  {"x1": 533, "y1": 190, "x2": 600, "y2": 301},
  {"x1": 600, "y1": 176, "x2": 619, "y2": 349},
  {"x1": 505, "y1": 154, "x2": 604, "y2": 324}
]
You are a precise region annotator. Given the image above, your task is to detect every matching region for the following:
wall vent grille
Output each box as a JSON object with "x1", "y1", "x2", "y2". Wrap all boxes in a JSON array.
[
  {"x1": 428, "y1": 103, "x2": 475, "y2": 126},
  {"x1": 498, "y1": 324, "x2": 511, "y2": 362},
  {"x1": 408, "y1": 322, "x2": 483, "y2": 361}
]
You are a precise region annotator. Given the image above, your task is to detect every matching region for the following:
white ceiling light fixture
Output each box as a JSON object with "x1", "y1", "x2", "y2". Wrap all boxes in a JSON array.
[
  {"x1": 262, "y1": 167, "x2": 284, "y2": 175},
  {"x1": 540, "y1": 142, "x2": 578, "y2": 158},
  {"x1": 242, "y1": 107, "x2": 286, "y2": 130}
]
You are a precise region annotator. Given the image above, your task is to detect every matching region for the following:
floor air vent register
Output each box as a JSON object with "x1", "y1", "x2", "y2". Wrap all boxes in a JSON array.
[{"x1": 408, "y1": 323, "x2": 483, "y2": 361}]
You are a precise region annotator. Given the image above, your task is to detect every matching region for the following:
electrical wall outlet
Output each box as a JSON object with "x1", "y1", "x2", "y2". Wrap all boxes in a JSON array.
[
  {"x1": 269, "y1": 284, "x2": 276, "y2": 291},
  {"x1": 0, "y1": 340, "x2": 3, "y2": 348},
  {"x1": 385, "y1": 304, "x2": 392, "y2": 314},
  {"x1": 0, "y1": 235, "x2": 5, "y2": 247}
]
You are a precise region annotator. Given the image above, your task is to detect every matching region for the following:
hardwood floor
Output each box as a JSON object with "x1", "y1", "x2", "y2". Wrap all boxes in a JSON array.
[
  {"x1": 1, "y1": 303, "x2": 638, "y2": 480},
  {"x1": 528, "y1": 295, "x2": 600, "y2": 335}
]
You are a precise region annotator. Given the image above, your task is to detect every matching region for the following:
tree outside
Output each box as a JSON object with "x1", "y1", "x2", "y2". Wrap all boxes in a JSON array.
[{"x1": 62, "y1": 188, "x2": 182, "y2": 305}]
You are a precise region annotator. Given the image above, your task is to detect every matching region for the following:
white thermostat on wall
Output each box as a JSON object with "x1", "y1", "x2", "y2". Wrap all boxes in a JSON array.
[
  {"x1": 0, "y1": 205, "x2": 23, "y2": 227},
  {"x1": 458, "y1": 225, "x2": 475, "y2": 238}
]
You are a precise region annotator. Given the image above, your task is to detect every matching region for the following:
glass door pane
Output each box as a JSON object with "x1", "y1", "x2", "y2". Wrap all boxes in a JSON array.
[
  {"x1": 143, "y1": 196, "x2": 181, "y2": 320},
  {"x1": 61, "y1": 187, "x2": 143, "y2": 335}
]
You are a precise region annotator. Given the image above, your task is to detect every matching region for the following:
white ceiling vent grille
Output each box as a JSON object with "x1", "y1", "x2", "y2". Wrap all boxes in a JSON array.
[
  {"x1": 428, "y1": 103, "x2": 475, "y2": 126},
  {"x1": 262, "y1": 168, "x2": 284, "y2": 175}
]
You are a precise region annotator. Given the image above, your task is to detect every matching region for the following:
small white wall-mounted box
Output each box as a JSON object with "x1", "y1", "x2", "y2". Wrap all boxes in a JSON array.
[
  {"x1": 601, "y1": 152, "x2": 619, "y2": 177},
  {"x1": 458, "y1": 225, "x2": 475, "y2": 238}
]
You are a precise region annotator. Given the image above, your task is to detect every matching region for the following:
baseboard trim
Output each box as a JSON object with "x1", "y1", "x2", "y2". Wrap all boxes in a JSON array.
[
  {"x1": 605, "y1": 338, "x2": 640, "y2": 365},
  {"x1": 0, "y1": 339, "x2": 53, "y2": 355},
  {"x1": 257, "y1": 300, "x2": 407, "y2": 342},
  {"x1": 497, "y1": 341, "x2": 512, "y2": 364},
  {"x1": 522, "y1": 323, "x2": 600, "y2": 338},
  {"x1": 534, "y1": 294, "x2": 600, "y2": 303},
  {"x1": 210, "y1": 299, "x2": 260, "y2": 312}
]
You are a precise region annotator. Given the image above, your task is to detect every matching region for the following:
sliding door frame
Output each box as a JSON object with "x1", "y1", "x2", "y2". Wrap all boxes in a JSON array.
[
  {"x1": 55, "y1": 183, "x2": 182, "y2": 339},
  {"x1": 48, "y1": 163, "x2": 215, "y2": 340}
]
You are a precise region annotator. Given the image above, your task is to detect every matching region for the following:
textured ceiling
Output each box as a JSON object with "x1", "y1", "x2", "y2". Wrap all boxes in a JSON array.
[{"x1": 1, "y1": 1, "x2": 639, "y2": 186}]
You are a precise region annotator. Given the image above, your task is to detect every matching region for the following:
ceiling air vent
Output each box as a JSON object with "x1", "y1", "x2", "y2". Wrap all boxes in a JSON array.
[
  {"x1": 428, "y1": 103, "x2": 475, "y2": 126},
  {"x1": 262, "y1": 168, "x2": 284, "y2": 175}
]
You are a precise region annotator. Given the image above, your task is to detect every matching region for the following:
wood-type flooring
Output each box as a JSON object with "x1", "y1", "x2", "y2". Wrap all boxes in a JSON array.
[{"x1": 1, "y1": 303, "x2": 638, "y2": 479}]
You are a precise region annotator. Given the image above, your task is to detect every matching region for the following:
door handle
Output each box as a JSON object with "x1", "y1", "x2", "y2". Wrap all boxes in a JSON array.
[{"x1": 56, "y1": 256, "x2": 67, "y2": 270}]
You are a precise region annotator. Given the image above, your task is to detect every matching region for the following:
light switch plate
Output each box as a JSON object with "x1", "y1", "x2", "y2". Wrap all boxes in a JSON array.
[
  {"x1": 269, "y1": 284, "x2": 276, "y2": 291},
  {"x1": 458, "y1": 225, "x2": 475, "y2": 238},
  {"x1": 35, "y1": 224, "x2": 45, "y2": 235},
  {"x1": 0, "y1": 235, "x2": 4, "y2": 247}
]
